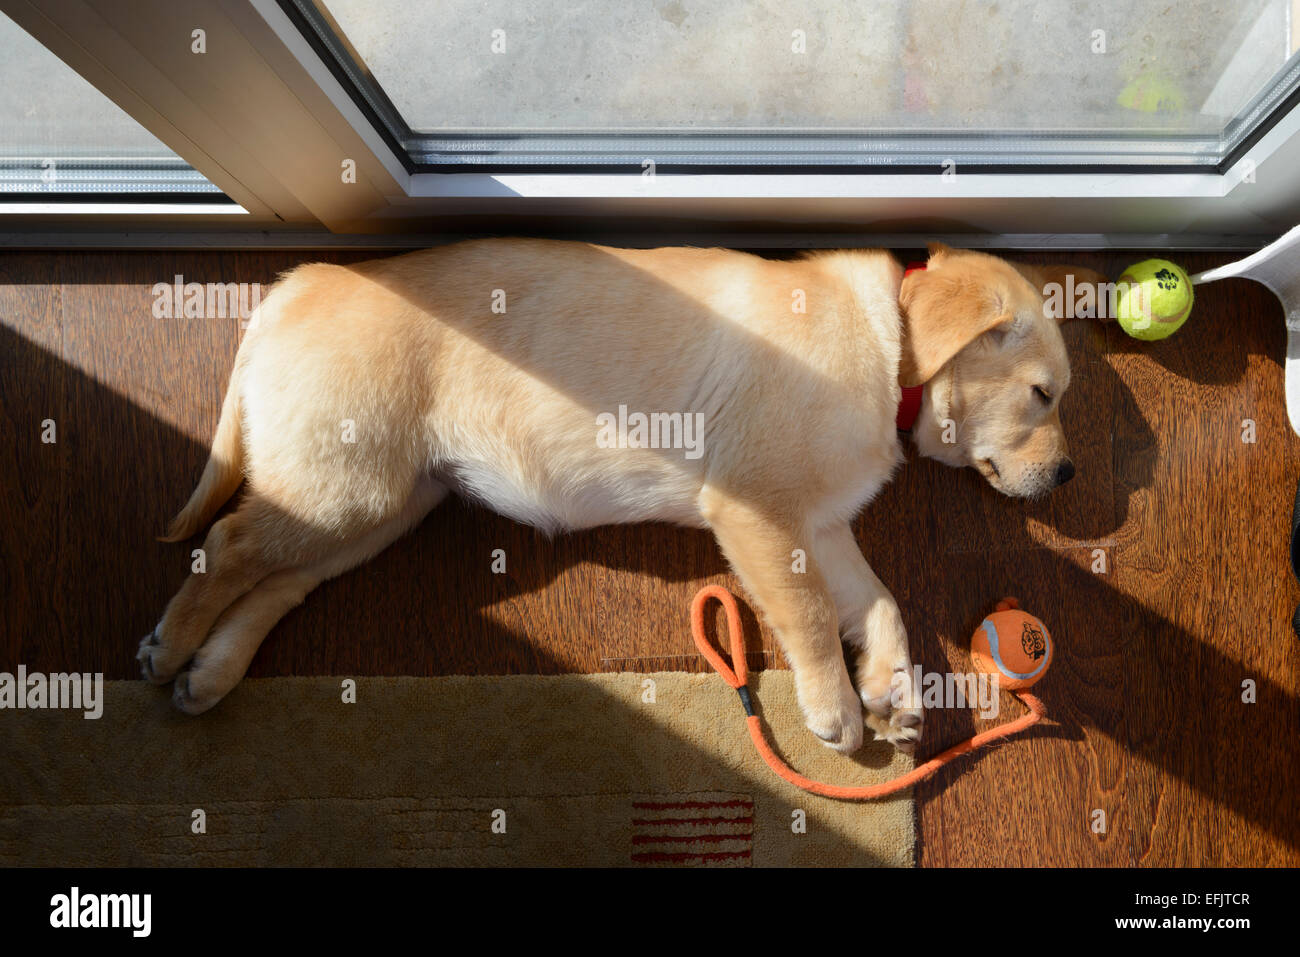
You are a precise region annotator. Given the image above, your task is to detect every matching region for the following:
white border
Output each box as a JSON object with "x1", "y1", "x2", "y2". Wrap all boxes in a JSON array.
[
  {"x1": 404, "y1": 171, "x2": 1230, "y2": 200},
  {"x1": 0, "y1": 202, "x2": 249, "y2": 216}
]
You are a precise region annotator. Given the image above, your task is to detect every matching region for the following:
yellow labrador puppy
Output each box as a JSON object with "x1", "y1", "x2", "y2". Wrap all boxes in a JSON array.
[{"x1": 140, "y1": 241, "x2": 1101, "y2": 754}]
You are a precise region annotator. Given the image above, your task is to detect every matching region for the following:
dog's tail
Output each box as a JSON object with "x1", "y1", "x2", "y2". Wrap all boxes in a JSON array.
[{"x1": 159, "y1": 308, "x2": 262, "y2": 542}]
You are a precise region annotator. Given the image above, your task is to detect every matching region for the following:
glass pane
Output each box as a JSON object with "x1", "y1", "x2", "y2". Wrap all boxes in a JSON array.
[
  {"x1": 0, "y1": 10, "x2": 221, "y2": 196},
  {"x1": 303, "y1": 0, "x2": 1300, "y2": 168},
  {"x1": 325, "y1": 0, "x2": 1288, "y2": 133}
]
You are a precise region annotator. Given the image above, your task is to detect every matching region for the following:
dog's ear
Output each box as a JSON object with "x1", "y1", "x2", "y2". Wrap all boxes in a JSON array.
[
  {"x1": 1009, "y1": 262, "x2": 1112, "y2": 323},
  {"x1": 899, "y1": 263, "x2": 1014, "y2": 387}
]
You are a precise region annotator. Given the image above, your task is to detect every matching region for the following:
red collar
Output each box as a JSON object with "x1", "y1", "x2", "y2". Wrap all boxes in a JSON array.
[{"x1": 896, "y1": 261, "x2": 926, "y2": 431}]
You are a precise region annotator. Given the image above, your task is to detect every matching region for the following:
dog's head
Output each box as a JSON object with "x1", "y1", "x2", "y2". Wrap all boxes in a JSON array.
[{"x1": 900, "y1": 244, "x2": 1105, "y2": 499}]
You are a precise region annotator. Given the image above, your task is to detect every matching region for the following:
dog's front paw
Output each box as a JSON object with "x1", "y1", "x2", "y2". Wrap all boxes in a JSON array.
[
  {"x1": 864, "y1": 701, "x2": 923, "y2": 755},
  {"x1": 797, "y1": 668, "x2": 864, "y2": 754},
  {"x1": 861, "y1": 663, "x2": 924, "y2": 755}
]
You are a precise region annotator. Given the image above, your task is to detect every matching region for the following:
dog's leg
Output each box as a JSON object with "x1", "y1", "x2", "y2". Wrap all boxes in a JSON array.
[
  {"x1": 702, "y1": 491, "x2": 864, "y2": 753},
  {"x1": 167, "y1": 478, "x2": 447, "y2": 714},
  {"x1": 138, "y1": 497, "x2": 285, "y2": 687},
  {"x1": 812, "y1": 522, "x2": 922, "y2": 753}
]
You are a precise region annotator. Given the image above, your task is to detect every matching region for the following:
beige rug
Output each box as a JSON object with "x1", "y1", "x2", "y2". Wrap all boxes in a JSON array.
[{"x1": 0, "y1": 673, "x2": 913, "y2": 866}]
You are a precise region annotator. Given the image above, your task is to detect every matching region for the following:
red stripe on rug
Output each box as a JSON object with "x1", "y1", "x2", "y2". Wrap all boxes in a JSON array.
[
  {"x1": 631, "y1": 799, "x2": 754, "y2": 810},
  {"x1": 632, "y1": 833, "x2": 752, "y2": 845},
  {"x1": 631, "y1": 815, "x2": 754, "y2": 827},
  {"x1": 631, "y1": 850, "x2": 752, "y2": 863}
]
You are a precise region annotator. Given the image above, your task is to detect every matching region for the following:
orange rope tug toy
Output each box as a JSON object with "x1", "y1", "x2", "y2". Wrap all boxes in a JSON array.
[{"x1": 690, "y1": 585, "x2": 1050, "y2": 800}]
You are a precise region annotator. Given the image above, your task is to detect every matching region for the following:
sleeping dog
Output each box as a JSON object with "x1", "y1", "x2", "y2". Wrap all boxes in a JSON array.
[{"x1": 139, "y1": 240, "x2": 1102, "y2": 754}]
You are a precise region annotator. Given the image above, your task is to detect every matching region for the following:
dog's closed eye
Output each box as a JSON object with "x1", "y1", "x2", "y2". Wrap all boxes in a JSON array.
[{"x1": 1032, "y1": 385, "x2": 1052, "y2": 404}]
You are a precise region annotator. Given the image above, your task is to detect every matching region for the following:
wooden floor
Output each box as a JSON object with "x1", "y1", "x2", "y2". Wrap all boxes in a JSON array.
[{"x1": 1, "y1": 248, "x2": 1296, "y2": 866}]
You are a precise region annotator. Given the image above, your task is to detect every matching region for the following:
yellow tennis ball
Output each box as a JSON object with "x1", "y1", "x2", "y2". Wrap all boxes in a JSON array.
[
  {"x1": 1117, "y1": 76, "x2": 1184, "y2": 114},
  {"x1": 1115, "y1": 259, "x2": 1193, "y2": 341}
]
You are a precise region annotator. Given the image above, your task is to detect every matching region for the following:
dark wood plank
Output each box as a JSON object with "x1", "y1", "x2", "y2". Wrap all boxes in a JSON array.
[
  {"x1": 53, "y1": 253, "x2": 243, "y2": 675},
  {"x1": 0, "y1": 256, "x2": 65, "y2": 667}
]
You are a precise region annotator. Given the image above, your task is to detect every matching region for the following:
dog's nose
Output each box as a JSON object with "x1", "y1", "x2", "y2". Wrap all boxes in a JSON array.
[{"x1": 1054, "y1": 459, "x2": 1076, "y2": 486}]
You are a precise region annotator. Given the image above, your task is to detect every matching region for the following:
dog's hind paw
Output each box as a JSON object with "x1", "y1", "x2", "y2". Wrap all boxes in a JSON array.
[
  {"x1": 136, "y1": 629, "x2": 176, "y2": 686},
  {"x1": 171, "y1": 666, "x2": 219, "y2": 715}
]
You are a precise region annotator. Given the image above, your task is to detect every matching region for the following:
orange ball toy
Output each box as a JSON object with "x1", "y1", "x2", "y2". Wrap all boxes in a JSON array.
[{"x1": 970, "y1": 598, "x2": 1053, "y2": 691}]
